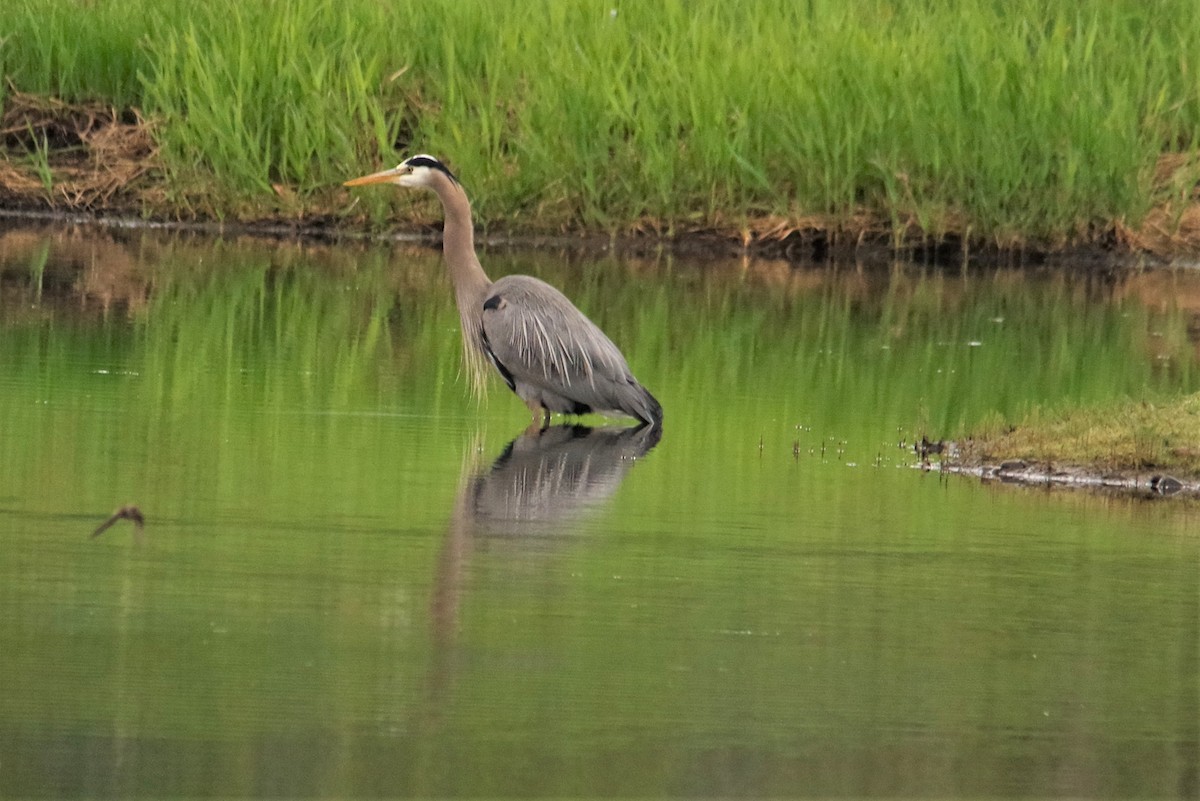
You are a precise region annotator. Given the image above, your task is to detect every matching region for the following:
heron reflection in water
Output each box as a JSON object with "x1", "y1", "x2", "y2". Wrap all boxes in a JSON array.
[
  {"x1": 428, "y1": 423, "x2": 661, "y2": 689},
  {"x1": 432, "y1": 422, "x2": 661, "y2": 629},
  {"x1": 460, "y1": 422, "x2": 662, "y2": 537}
]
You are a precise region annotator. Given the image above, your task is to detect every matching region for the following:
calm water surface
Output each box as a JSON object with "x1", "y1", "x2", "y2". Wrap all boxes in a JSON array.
[{"x1": 1, "y1": 227, "x2": 1197, "y2": 798}]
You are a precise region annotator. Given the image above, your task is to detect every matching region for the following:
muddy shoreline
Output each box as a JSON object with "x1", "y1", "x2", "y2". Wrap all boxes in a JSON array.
[
  {"x1": 933, "y1": 458, "x2": 1200, "y2": 498},
  {"x1": 914, "y1": 433, "x2": 1200, "y2": 499},
  {"x1": 0, "y1": 204, "x2": 1178, "y2": 271}
]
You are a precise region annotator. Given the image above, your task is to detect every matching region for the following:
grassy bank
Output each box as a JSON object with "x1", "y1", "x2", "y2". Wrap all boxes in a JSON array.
[
  {"x1": 950, "y1": 395, "x2": 1200, "y2": 480},
  {"x1": 2, "y1": 0, "x2": 1200, "y2": 252}
]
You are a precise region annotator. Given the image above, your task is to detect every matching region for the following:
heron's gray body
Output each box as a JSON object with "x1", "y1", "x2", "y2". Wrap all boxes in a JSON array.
[
  {"x1": 345, "y1": 154, "x2": 662, "y2": 428},
  {"x1": 480, "y1": 274, "x2": 661, "y2": 425}
]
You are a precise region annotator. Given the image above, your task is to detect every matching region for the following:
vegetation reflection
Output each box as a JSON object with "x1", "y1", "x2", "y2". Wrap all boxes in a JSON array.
[
  {"x1": 1, "y1": 229, "x2": 1198, "y2": 798},
  {"x1": 3, "y1": 228, "x2": 1199, "y2": 453}
]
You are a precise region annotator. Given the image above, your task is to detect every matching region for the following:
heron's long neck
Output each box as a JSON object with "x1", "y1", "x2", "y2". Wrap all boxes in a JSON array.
[
  {"x1": 432, "y1": 175, "x2": 492, "y2": 315},
  {"x1": 431, "y1": 172, "x2": 493, "y2": 395}
]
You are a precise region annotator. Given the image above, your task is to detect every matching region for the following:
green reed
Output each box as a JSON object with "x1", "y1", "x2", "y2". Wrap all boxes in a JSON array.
[
  {"x1": 2, "y1": 0, "x2": 1200, "y2": 240},
  {"x1": 0, "y1": 0, "x2": 166, "y2": 107}
]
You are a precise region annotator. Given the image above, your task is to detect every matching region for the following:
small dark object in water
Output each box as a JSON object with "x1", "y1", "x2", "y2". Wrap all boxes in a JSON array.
[
  {"x1": 915, "y1": 436, "x2": 945, "y2": 461},
  {"x1": 92, "y1": 505, "x2": 145, "y2": 538},
  {"x1": 1148, "y1": 475, "x2": 1184, "y2": 496}
]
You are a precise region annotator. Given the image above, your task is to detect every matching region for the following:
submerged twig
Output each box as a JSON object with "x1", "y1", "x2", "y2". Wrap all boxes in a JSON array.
[{"x1": 91, "y1": 505, "x2": 145, "y2": 538}]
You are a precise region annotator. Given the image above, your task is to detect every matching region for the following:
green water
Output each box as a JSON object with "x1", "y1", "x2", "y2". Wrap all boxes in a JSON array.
[{"x1": 1, "y1": 228, "x2": 1197, "y2": 798}]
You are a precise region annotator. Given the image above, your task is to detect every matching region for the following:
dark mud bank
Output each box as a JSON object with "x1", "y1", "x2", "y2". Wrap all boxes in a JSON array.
[
  {"x1": 0, "y1": 205, "x2": 1169, "y2": 270},
  {"x1": 926, "y1": 449, "x2": 1200, "y2": 499}
]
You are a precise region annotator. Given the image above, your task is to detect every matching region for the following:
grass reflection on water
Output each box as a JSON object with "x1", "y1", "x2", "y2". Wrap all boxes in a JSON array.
[{"x1": 0, "y1": 229, "x2": 1196, "y2": 798}]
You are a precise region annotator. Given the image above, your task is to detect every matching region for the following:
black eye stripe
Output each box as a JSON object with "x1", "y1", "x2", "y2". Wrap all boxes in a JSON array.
[{"x1": 403, "y1": 155, "x2": 460, "y2": 184}]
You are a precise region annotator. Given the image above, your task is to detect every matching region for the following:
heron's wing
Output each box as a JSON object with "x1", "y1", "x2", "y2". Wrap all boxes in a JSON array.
[{"x1": 480, "y1": 275, "x2": 633, "y2": 397}]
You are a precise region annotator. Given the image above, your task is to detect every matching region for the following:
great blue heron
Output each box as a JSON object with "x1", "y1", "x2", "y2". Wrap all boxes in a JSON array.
[{"x1": 344, "y1": 155, "x2": 663, "y2": 429}]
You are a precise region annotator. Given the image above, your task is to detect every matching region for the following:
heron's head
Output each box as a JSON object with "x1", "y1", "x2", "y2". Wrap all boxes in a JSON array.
[{"x1": 344, "y1": 154, "x2": 459, "y2": 191}]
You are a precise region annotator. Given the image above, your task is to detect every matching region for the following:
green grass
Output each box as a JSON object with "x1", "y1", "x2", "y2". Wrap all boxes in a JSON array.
[
  {"x1": 0, "y1": 0, "x2": 163, "y2": 107},
  {"x1": 2, "y1": 0, "x2": 1200, "y2": 242},
  {"x1": 22, "y1": 123, "x2": 53, "y2": 192}
]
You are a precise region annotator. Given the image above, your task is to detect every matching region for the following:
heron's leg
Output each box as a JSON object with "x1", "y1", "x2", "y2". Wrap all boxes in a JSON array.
[{"x1": 525, "y1": 399, "x2": 550, "y2": 431}]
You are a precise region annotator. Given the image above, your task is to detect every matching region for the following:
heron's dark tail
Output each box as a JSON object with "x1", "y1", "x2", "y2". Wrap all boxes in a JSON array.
[{"x1": 630, "y1": 383, "x2": 663, "y2": 428}]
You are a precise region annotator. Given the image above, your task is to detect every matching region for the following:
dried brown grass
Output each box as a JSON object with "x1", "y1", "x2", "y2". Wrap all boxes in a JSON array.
[
  {"x1": 0, "y1": 88, "x2": 159, "y2": 210},
  {"x1": 1115, "y1": 152, "x2": 1200, "y2": 258}
]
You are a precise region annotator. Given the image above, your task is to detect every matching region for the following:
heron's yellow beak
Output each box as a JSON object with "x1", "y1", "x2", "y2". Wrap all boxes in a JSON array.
[{"x1": 343, "y1": 167, "x2": 401, "y2": 187}]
